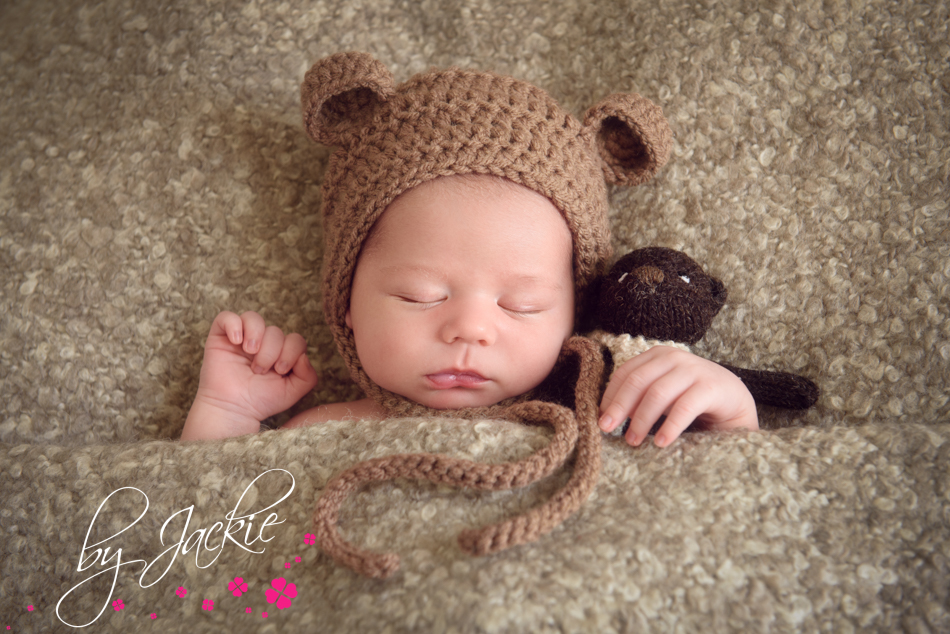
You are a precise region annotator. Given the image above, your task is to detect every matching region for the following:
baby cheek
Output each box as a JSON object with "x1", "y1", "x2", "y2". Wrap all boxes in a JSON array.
[
  {"x1": 355, "y1": 337, "x2": 401, "y2": 393},
  {"x1": 360, "y1": 314, "x2": 424, "y2": 371},
  {"x1": 516, "y1": 324, "x2": 570, "y2": 385}
]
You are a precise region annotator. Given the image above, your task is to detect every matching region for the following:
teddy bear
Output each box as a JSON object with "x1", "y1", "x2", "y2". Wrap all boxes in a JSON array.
[{"x1": 591, "y1": 246, "x2": 819, "y2": 416}]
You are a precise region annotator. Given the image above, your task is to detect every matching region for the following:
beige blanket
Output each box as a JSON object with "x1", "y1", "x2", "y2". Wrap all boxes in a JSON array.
[{"x1": 1, "y1": 0, "x2": 947, "y2": 631}]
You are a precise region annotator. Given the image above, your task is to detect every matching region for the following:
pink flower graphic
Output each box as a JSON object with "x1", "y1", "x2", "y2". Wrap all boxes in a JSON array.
[
  {"x1": 202, "y1": 600, "x2": 214, "y2": 611},
  {"x1": 265, "y1": 577, "x2": 297, "y2": 610},
  {"x1": 150, "y1": 613, "x2": 157, "y2": 619},
  {"x1": 228, "y1": 577, "x2": 249, "y2": 597},
  {"x1": 112, "y1": 599, "x2": 124, "y2": 611},
  {"x1": 245, "y1": 607, "x2": 252, "y2": 614},
  {"x1": 176, "y1": 586, "x2": 188, "y2": 598},
  {"x1": 295, "y1": 556, "x2": 302, "y2": 563},
  {"x1": 26, "y1": 606, "x2": 34, "y2": 612},
  {"x1": 262, "y1": 612, "x2": 269, "y2": 619},
  {"x1": 303, "y1": 533, "x2": 316, "y2": 545},
  {"x1": 284, "y1": 562, "x2": 291, "y2": 569}
]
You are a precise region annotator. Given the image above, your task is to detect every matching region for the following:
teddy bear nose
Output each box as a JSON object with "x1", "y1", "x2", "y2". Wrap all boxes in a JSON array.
[{"x1": 633, "y1": 265, "x2": 665, "y2": 286}]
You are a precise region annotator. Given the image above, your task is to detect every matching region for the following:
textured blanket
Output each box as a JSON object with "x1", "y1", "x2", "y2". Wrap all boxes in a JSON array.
[{"x1": 1, "y1": 0, "x2": 948, "y2": 631}]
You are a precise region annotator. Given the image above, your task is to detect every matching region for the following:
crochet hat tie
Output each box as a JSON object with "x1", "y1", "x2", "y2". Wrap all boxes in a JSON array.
[{"x1": 312, "y1": 336, "x2": 606, "y2": 579}]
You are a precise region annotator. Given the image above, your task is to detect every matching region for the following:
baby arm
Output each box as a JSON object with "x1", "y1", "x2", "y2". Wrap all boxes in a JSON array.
[
  {"x1": 598, "y1": 346, "x2": 758, "y2": 448},
  {"x1": 180, "y1": 311, "x2": 319, "y2": 441}
]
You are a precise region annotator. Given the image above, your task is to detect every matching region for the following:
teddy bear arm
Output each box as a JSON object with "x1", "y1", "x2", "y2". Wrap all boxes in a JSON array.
[{"x1": 718, "y1": 364, "x2": 819, "y2": 410}]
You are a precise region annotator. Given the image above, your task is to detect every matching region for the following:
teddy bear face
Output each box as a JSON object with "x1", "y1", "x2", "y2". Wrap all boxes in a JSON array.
[{"x1": 596, "y1": 246, "x2": 727, "y2": 345}]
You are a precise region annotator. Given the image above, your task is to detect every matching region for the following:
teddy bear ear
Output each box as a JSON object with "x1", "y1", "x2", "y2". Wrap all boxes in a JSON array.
[
  {"x1": 583, "y1": 93, "x2": 673, "y2": 186},
  {"x1": 710, "y1": 277, "x2": 728, "y2": 312},
  {"x1": 301, "y1": 52, "x2": 395, "y2": 148}
]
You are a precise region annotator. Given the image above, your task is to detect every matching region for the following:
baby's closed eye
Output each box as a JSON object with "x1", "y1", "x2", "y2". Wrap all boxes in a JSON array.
[
  {"x1": 500, "y1": 301, "x2": 543, "y2": 314},
  {"x1": 394, "y1": 294, "x2": 445, "y2": 307},
  {"x1": 498, "y1": 296, "x2": 554, "y2": 316}
]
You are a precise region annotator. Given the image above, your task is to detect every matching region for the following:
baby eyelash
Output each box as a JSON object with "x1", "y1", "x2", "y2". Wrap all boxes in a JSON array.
[{"x1": 396, "y1": 296, "x2": 443, "y2": 308}]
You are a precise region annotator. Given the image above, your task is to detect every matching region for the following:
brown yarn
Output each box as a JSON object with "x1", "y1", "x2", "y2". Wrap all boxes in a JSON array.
[
  {"x1": 312, "y1": 336, "x2": 605, "y2": 579},
  {"x1": 584, "y1": 93, "x2": 674, "y2": 186}
]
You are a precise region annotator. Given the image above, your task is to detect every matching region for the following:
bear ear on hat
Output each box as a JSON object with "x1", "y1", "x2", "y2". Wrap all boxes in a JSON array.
[
  {"x1": 301, "y1": 51, "x2": 394, "y2": 148},
  {"x1": 583, "y1": 93, "x2": 673, "y2": 186}
]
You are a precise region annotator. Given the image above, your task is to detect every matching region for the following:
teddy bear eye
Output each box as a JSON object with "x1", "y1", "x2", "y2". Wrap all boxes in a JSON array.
[{"x1": 680, "y1": 275, "x2": 691, "y2": 284}]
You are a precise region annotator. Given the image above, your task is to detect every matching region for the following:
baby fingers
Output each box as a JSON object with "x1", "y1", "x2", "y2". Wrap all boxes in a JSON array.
[
  {"x1": 598, "y1": 346, "x2": 684, "y2": 434},
  {"x1": 251, "y1": 325, "x2": 291, "y2": 374},
  {"x1": 207, "y1": 310, "x2": 269, "y2": 353},
  {"x1": 273, "y1": 333, "x2": 308, "y2": 376},
  {"x1": 647, "y1": 380, "x2": 720, "y2": 447},
  {"x1": 239, "y1": 311, "x2": 267, "y2": 354},
  {"x1": 626, "y1": 368, "x2": 707, "y2": 446},
  {"x1": 284, "y1": 351, "x2": 320, "y2": 397},
  {"x1": 598, "y1": 346, "x2": 758, "y2": 448},
  {"x1": 209, "y1": 310, "x2": 248, "y2": 347}
]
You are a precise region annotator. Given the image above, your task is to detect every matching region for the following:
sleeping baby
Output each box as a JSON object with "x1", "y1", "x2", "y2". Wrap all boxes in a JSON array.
[{"x1": 180, "y1": 52, "x2": 757, "y2": 445}]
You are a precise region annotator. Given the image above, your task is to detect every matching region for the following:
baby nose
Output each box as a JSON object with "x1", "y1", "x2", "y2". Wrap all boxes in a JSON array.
[{"x1": 439, "y1": 299, "x2": 497, "y2": 345}]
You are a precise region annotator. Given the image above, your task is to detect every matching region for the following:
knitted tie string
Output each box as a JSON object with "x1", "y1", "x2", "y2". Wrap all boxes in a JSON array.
[
  {"x1": 312, "y1": 336, "x2": 604, "y2": 578},
  {"x1": 458, "y1": 337, "x2": 604, "y2": 556}
]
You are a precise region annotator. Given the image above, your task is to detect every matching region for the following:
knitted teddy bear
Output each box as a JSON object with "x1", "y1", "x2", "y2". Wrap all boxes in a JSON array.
[{"x1": 592, "y1": 246, "x2": 819, "y2": 414}]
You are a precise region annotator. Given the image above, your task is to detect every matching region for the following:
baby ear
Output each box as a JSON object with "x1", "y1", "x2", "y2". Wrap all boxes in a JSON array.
[
  {"x1": 583, "y1": 93, "x2": 673, "y2": 186},
  {"x1": 301, "y1": 51, "x2": 394, "y2": 148}
]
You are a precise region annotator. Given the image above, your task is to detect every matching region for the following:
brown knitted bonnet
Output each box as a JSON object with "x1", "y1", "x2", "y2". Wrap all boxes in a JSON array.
[{"x1": 301, "y1": 51, "x2": 673, "y2": 416}]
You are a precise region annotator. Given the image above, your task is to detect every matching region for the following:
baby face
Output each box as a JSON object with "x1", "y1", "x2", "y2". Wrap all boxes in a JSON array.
[{"x1": 346, "y1": 175, "x2": 575, "y2": 410}]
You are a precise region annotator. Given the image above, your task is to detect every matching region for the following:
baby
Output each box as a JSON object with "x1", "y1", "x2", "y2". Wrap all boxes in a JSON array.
[{"x1": 180, "y1": 52, "x2": 757, "y2": 444}]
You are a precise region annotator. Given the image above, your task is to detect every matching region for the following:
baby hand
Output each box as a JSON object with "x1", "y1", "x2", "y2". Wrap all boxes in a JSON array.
[
  {"x1": 598, "y1": 346, "x2": 758, "y2": 448},
  {"x1": 181, "y1": 311, "x2": 319, "y2": 440}
]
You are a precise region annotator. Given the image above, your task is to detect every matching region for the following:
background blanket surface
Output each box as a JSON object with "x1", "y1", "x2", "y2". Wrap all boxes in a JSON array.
[{"x1": 1, "y1": 0, "x2": 948, "y2": 631}]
